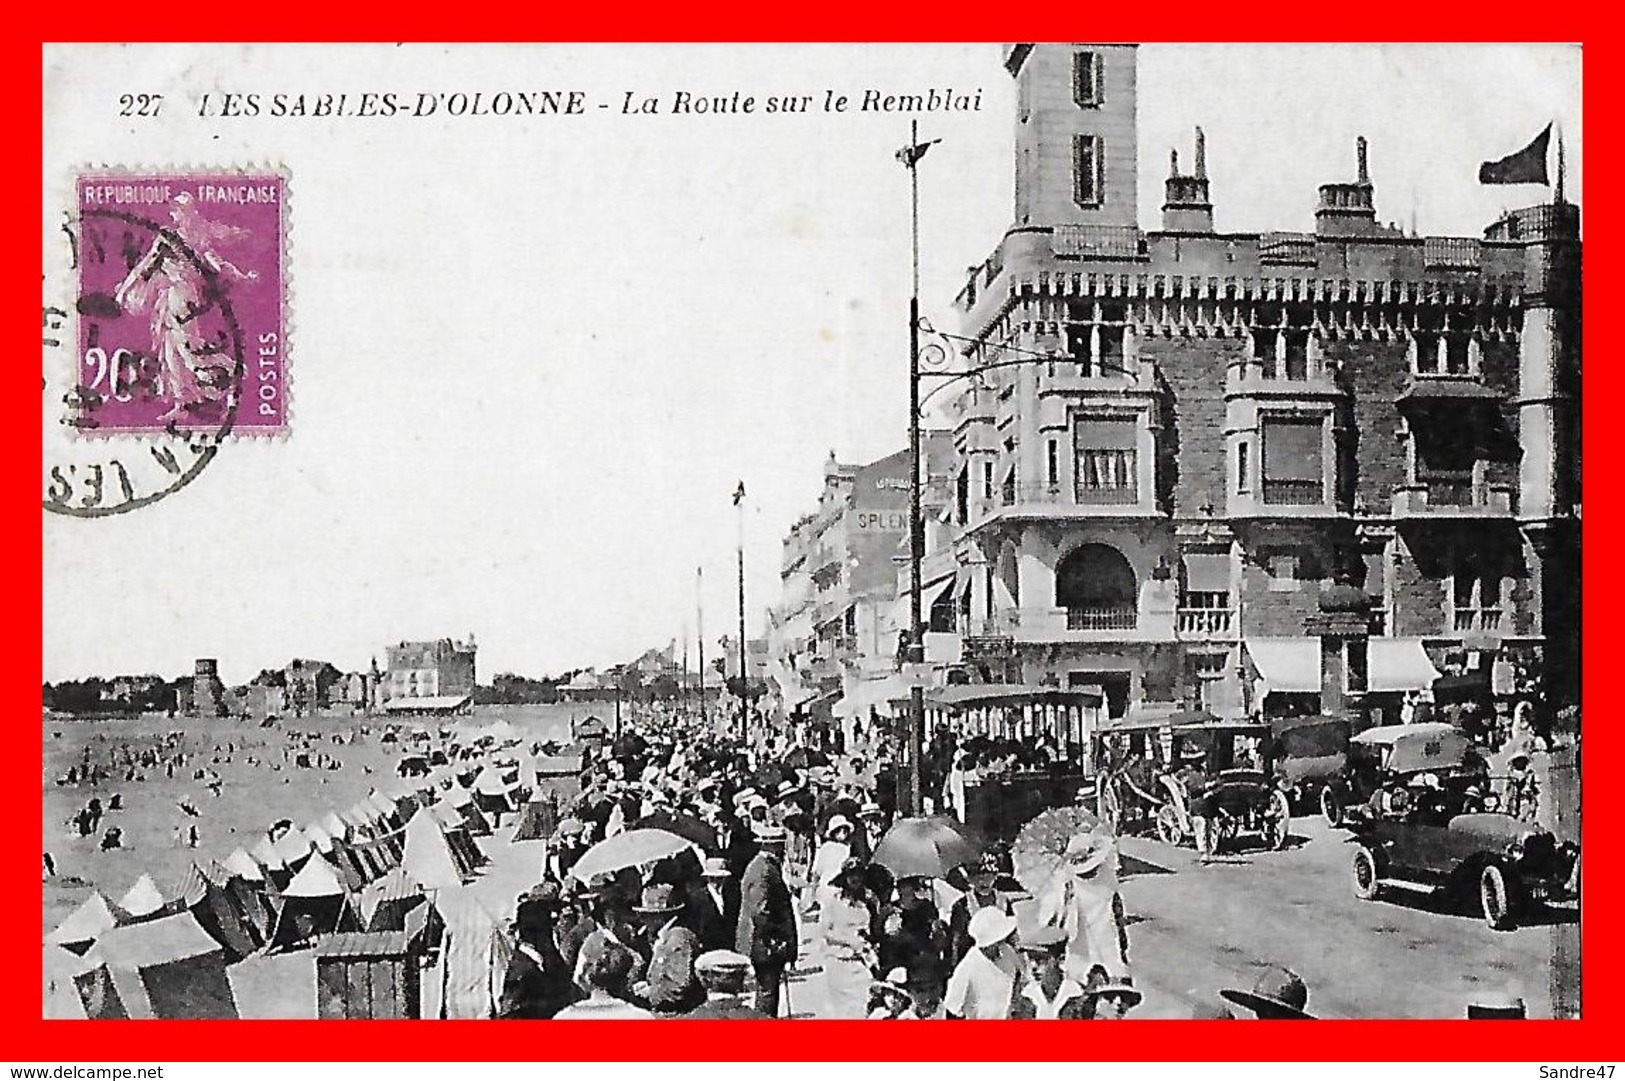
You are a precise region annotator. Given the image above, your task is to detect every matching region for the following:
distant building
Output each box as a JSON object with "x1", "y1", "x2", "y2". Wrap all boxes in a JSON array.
[
  {"x1": 381, "y1": 637, "x2": 477, "y2": 714},
  {"x1": 232, "y1": 683, "x2": 285, "y2": 721},
  {"x1": 183, "y1": 659, "x2": 228, "y2": 718}
]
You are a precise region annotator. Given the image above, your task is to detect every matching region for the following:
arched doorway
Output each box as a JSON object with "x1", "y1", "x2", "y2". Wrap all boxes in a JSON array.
[{"x1": 1056, "y1": 543, "x2": 1137, "y2": 630}]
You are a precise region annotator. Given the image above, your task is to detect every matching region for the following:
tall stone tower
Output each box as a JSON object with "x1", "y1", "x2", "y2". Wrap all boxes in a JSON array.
[{"x1": 1007, "y1": 43, "x2": 1139, "y2": 229}]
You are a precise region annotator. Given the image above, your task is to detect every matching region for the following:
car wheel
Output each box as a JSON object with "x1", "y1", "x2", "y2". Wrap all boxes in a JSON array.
[
  {"x1": 1266, "y1": 791, "x2": 1292, "y2": 850},
  {"x1": 1321, "y1": 786, "x2": 1344, "y2": 827},
  {"x1": 1155, "y1": 804, "x2": 1183, "y2": 846},
  {"x1": 1352, "y1": 846, "x2": 1384, "y2": 901},
  {"x1": 1480, "y1": 863, "x2": 1518, "y2": 931}
]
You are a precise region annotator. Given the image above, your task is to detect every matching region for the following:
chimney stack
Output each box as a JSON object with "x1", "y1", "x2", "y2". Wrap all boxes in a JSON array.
[{"x1": 1161, "y1": 126, "x2": 1213, "y2": 233}]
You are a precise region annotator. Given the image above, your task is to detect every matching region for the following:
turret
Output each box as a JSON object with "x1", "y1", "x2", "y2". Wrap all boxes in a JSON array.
[
  {"x1": 1161, "y1": 126, "x2": 1213, "y2": 232},
  {"x1": 1315, "y1": 136, "x2": 1401, "y2": 238}
]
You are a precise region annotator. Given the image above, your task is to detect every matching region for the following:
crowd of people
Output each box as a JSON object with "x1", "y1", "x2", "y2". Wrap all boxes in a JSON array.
[{"x1": 489, "y1": 706, "x2": 1322, "y2": 1021}]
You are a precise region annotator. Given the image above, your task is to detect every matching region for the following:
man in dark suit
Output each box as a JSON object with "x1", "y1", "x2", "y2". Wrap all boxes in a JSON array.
[
  {"x1": 498, "y1": 883, "x2": 581, "y2": 1019},
  {"x1": 710, "y1": 803, "x2": 758, "y2": 882},
  {"x1": 631, "y1": 883, "x2": 704, "y2": 1014},
  {"x1": 684, "y1": 949, "x2": 771, "y2": 1018},
  {"x1": 688, "y1": 857, "x2": 741, "y2": 952},
  {"x1": 735, "y1": 825, "x2": 798, "y2": 1018}
]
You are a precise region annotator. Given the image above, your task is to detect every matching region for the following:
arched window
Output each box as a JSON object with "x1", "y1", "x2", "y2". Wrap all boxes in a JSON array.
[{"x1": 1056, "y1": 544, "x2": 1137, "y2": 630}]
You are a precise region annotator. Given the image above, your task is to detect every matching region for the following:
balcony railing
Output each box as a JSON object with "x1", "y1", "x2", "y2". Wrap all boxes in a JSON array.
[
  {"x1": 1075, "y1": 482, "x2": 1140, "y2": 505},
  {"x1": 1392, "y1": 482, "x2": 1514, "y2": 518},
  {"x1": 1177, "y1": 607, "x2": 1235, "y2": 636},
  {"x1": 1066, "y1": 605, "x2": 1138, "y2": 631},
  {"x1": 1453, "y1": 608, "x2": 1504, "y2": 633},
  {"x1": 1262, "y1": 478, "x2": 1325, "y2": 506},
  {"x1": 1425, "y1": 479, "x2": 1474, "y2": 507}
]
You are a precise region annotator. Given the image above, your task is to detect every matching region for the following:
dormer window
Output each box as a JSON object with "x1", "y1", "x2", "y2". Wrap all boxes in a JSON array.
[{"x1": 1073, "y1": 51, "x2": 1103, "y2": 108}]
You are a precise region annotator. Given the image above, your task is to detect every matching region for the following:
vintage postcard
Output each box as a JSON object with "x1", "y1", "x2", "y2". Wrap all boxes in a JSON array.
[{"x1": 41, "y1": 42, "x2": 1582, "y2": 1034}]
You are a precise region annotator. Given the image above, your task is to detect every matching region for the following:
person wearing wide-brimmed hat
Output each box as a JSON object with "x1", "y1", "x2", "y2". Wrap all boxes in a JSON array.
[
  {"x1": 499, "y1": 882, "x2": 581, "y2": 1019},
  {"x1": 629, "y1": 883, "x2": 704, "y2": 1014},
  {"x1": 867, "y1": 967, "x2": 921, "y2": 1020},
  {"x1": 736, "y1": 824, "x2": 797, "y2": 1017},
  {"x1": 943, "y1": 907, "x2": 1022, "y2": 1019},
  {"x1": 809, "y1": 814, "x2": 855, "y2": 915},
  {"x1": 947, "y1": 849, "x2": 1016, "y2": 969},
  {"x1": 1084, "y1": 965, "x2": 1143, "y2": 1020},
  {"x1": 1219, "y1": 965, "x2": 1315, "y2": 1019},
  {"x1": 818, "y1": 857, "x2": 878, "y2": 1018},
  {"x1": 1010, "y1": 926, "x2": 1089, "y2": 1020},
  {"x1": 1037, "y1": 827, "x2": 1130, "y2": 985}
]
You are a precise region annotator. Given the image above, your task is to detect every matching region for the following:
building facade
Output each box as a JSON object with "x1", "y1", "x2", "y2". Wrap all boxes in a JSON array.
[
  {"x1": 382, "y1": 637, "x2": 478, "y2": 704},
  {"x1": 933, "y1": 44, "x2": 1579, "y2": 723}
]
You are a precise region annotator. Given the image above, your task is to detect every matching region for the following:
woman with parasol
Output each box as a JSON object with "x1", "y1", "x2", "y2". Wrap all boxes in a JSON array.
[{"x1": 1014, "y1": 806, "x2": 1131, "y2": 983}]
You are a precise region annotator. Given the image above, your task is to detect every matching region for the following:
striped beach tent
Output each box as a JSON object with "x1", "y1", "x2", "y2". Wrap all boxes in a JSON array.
[{"x1": 45, "y1": 891, "x2": 126, "y2": 954}]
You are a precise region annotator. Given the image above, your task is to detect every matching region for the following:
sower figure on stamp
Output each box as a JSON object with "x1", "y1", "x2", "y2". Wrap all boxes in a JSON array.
[{"x1": 114, "y1": 192, "x2": 257, "y2": 424}]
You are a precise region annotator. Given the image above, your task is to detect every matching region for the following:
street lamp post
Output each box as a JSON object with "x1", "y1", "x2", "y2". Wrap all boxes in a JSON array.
[
  {"x1": 899, "y1": 121, "x2": 938, "y2": 817},
  {"x1": 734, "y1": 480, "x2": 749, "y2": 742}
]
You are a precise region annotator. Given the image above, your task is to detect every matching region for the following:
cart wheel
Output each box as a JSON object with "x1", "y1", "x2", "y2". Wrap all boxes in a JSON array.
[
  {"x1": 1480, "y1": 863, "x2": 1519, "y2": 931},
  {"x1": 1320, "y1": 786, "x2": 1344, "y2": 828},
  {"x1": 1351, "y1": 845, "x2": 1384, "y2": 901},
  {"x1": 1266, "y1": 790, "x2": 1292, "y2": 850},
  {"x1": 1155, "y1": 804, "x2": 1183, "y2": 846}
]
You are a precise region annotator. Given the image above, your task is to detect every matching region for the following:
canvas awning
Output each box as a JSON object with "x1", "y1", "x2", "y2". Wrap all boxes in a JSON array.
[
  {"x1": 926, "y1": 683, "x2": 1103, "y2": 709},
  {"x1": 383, "y1": 694, "x2": 472, "y2": 713},
  {"x1": 888, "y1": 577, "x2": 958, "y2": 629},
  {"x1": 837, "y1": 676, "x2": 911, "y2": 719},
  {"x1": 1367, "y1": 637, "x2": 1443, "y2": 693},
  {"x1": 1245, "y1": 637, "x2": 1321, "y2": 696}
]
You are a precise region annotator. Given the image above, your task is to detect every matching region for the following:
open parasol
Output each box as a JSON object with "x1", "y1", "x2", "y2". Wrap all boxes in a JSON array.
[
  {"x1": 635, "y1": 811, "x2": 718, "y2": 854},
  {"x1": 569, "y1": 828, "x2": 698, "y2": 883},
  {"x1": 1011, "y1": 805, "x2": 1116, "y2": 895},
  {"x1": 871, "y1": 816, "x2": 978, "y2": 880}
]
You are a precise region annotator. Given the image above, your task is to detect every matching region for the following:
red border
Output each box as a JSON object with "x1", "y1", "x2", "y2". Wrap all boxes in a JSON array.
[{"x1": 13, "y1": 6, "x2": 1615, "y2": 1062}]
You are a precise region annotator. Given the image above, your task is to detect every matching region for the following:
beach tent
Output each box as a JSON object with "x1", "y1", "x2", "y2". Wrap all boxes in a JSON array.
[
  {"x1": 509, "y1": 795, "x2": 558, "y2": 842},
  {"x1": 320, "y1": 811, "x2": 350, "y2": 842},
  {"x1": 45, "y1": 891, "x2": 126, "y2": 954},
  {"x1": 219, "y1": 853, "x2": 276, "y2": 943},
  {"x1": 251, "y1": 836, "x2": 290, "y2": 890},
  {"x1": 266, "y1": 853, "x2": 360, "y2": 951},
  {"x1": 118, "y1": 873, "x2": 167, "y2": 921},
  {"x1": 43, "y1": 946, "x2": 90, "y2": 1019},
  {"x1": 401, "y1": 808, "x2": 467, "y2": 890},
  {"x1": 359, "y1": 867, "x2": 428, "y2": 936},
  {"x1": 79, "y1": 912, "x2": 237, "y2": 1019},
  {"x1": 367, "y1": 790, "x2": 400, "y2": 823},
  {"x1": 305, "y1": 823, "x2": 335, "y2": 854},
  {"x1": 433, "y1": 888, "x2": 515, "y2": 1019},
  {"x1": 323, "y1": 839, "x2": 369, "y2": 894},
  {"x1": 224, "y1": 847, "x2": 265, "y2": 883},
  {"x1": 172, "y1": 863, "x2": 259, "y2": 960},
  {"x1": 273, "y1": 827, "x2": 315, "y2": 869}
]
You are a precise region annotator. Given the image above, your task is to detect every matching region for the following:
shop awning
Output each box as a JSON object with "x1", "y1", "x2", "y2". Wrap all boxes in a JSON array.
[
  {"x1": 836, "y1": 676, "x2": 911, "y2": 719},
  {"x1": 926, "y1": 683, "x2": 1103, "y2": 709},
  {"x1": 1183, "y1": 552, "x2": 1231, "y2": 592},
  {"x1": 888, "y1": 577, "x2": 957, "y2": 630},
  {"x1": 1367, "y1": 638, "x2": 1442, "y2": 693},
  {"x1": 1245, "y1": 637, "x2": 1321, "y2": 696}
]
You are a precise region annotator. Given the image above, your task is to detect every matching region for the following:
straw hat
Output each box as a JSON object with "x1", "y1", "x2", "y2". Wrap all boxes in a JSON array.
[
  {"x1": 700, "y1": 857, "x2": 732, "y2": 879},
  {"x1": 632, "y1": 883, "x2": 685, "y2": 915},
  {"x1": 1220, "y1": 966, "x2": 1314, "y2": 1019},
  {"x1": 825, "y1": 815, "x2": 854, "y2": 840}
]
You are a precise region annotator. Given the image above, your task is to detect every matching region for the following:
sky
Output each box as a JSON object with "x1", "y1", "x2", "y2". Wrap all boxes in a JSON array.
[{"x1": 41, "y1": 43, "x2": 1582, "y2": 685}]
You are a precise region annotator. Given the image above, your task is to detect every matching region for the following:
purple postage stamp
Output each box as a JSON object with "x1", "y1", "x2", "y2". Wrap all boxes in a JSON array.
[{"x1": 73, "y1": 171, "x2": 286, "y2": 436}]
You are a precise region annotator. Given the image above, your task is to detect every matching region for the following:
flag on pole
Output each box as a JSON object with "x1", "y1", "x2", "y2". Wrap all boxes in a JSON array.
[
  {"x1": 1479, "y1": 124, "x2": 1551, "y2": 186},
  {"x1": 895, "y1": 139, "x2": 939, "y2": 168},
  {"x1": 732, "y1": 481, "x2": 746, "y2": 506}
]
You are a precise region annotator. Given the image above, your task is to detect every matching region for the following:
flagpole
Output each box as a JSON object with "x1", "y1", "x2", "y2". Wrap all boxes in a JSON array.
[
  {"x1": 1556, "y1": 122, "x2": 1566, "y2": 205},
  {"x1": 736, "y1": 483, "x2": 748, "y2": 743}
]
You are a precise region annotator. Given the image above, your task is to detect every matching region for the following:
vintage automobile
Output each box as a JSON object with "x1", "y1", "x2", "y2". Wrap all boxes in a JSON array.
[
  {"x1": 1321, "y1": 723, "x2": 1490, "y2": 827},
  {"x1": 1269, "y1": 714, "x2": 1352, "y2": 816},
  {"x1": 1153, "y1": 720, "x2": 1291, "y2": 854},
  {"x1": 1349, "y1": 811, "x2": 1579, "y2": 930}
]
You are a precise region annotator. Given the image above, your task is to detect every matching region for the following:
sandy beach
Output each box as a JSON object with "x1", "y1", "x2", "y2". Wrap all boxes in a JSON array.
[{"x1": 41, "y1": 703, "x2": 592, "y2": 936}]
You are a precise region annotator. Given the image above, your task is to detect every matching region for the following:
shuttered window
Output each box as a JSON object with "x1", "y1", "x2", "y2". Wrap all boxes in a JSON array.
[{"x1": 1262, "y1": 418, "x2": 1324, "y2": 504}]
